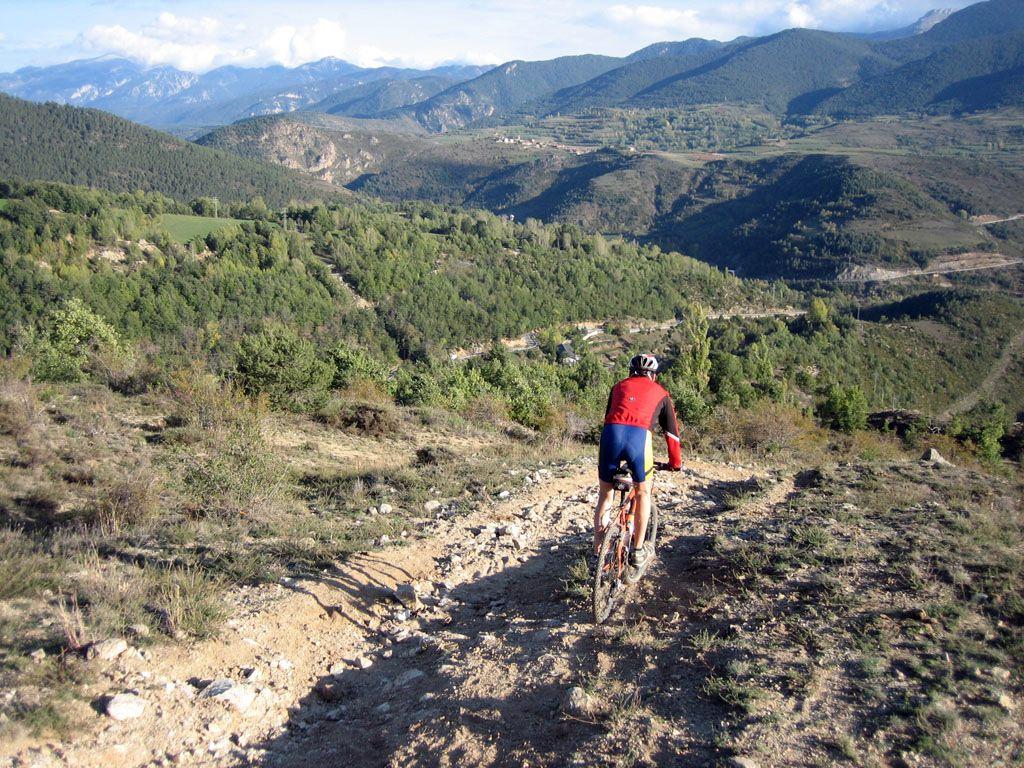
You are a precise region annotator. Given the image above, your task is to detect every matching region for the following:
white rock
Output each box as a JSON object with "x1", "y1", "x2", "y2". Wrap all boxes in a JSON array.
[
  {"x1": 354, "y1": 656, "x2": 373, "y2": 670},
  {"x1": 562, "y1": 686, "x2": 592, "y2": 717},
  {"x1": 198, "y1": 679, "x2": 257, "y2": 712},
  {"x1": 424, "y1": 500, "x2": 442, "y2": 513},
  {"x1": 379, "y1": 503, "x2": 394, "y2": 515},
  {"x1": 219, "y1": 685, "x2": 257, "y2": 712},
  {"x1": 29, "y1": 648, "x2": 46, "y2": 663},
  {"x1": 497, "y1": 491, "x2": 511, "y2": 500},
  {"x1": 88, "y1": 638, "x2": 129, "y2": 662},
  {"x1": 106, "y1": 693, "x2": 146, "y2": 720}
]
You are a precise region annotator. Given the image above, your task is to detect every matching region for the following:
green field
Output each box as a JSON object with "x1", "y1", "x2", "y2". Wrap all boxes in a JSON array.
[
  {"x1": 160, "y1": 213, "x2": 245, "y2": 243},
  {"x1": 0, "y1": 199, "x2": 12, "y2": 211}
]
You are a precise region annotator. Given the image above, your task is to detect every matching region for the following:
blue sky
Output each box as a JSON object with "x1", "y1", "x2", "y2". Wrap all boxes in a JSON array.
[{"x1": 0, "y1": 0, "x2": 972, "y2": 72}]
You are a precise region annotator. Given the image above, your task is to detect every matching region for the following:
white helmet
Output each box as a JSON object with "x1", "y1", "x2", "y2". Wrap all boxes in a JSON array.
[{"x1": 629, "y1": 354, "x2": 659, "y2": 376}]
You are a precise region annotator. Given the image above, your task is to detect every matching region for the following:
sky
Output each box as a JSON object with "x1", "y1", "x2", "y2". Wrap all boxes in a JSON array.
[{"x1": 0, "y1": 0, "x2": 973, "y2": 73}]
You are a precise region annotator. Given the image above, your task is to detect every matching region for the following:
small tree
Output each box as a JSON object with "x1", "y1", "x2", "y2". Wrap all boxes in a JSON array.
[
  {"x1": 395, "y1": 369, "x2": 443, "y2": 407},
  {"x1": 234, "y1": 327, "x2": 334, "y2": 411},
  {"x1": 676, "y1": 304, "x2": 712, "y2": 394},
  {"x1": 952, "y1": 402, "x2": 1006, "y2": 462},
  {"x1": 817, "y1": 384, "x2": 868, "y2": 433},
  {"x1": 807, "y1": 298, "x2": 833, "y2": 332}
]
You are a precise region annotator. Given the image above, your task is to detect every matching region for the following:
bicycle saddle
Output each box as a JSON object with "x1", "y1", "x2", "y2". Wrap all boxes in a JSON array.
[{"x1": 611, "y1": 469, "x2": 633, "y2": 492}]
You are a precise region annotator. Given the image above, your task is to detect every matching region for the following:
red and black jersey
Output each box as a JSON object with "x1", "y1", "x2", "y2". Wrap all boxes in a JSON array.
[{"x1": 604, "y1": 375, "x2": 682, "y2": 469}]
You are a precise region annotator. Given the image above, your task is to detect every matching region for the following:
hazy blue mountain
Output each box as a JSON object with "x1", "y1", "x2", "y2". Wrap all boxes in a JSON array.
[
  {"x1": 862, "y1": 9, "x2": 956, "y2": 41},
  {"x1": 0, "y1": 55, "x2": 488, "y2": 130}
]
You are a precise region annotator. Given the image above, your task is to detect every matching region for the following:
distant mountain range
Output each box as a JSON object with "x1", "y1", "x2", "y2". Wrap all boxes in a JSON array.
[
  {"x1": 3, "y1": 0, "x2": 1023, "y2": 133},
  {"x1": 0, "y1": 56, "x2": 489, "y2": 131}
]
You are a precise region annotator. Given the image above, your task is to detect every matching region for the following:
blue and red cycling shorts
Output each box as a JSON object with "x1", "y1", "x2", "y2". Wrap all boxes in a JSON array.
[{"x1": 598, "y1": 423, "x2": 654, "y2": 483}]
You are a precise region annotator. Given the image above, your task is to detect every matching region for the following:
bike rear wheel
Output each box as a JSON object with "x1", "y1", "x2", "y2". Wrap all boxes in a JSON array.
[
  {"x1": 646, "y1": 499, "x2": 660, "y2": 553},
  {"x1": 593, "y1": 518, "x2": 626, "y2": 624}
]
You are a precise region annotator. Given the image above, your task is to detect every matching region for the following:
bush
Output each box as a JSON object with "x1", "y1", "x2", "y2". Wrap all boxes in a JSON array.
[
  {"x1": 180, "y1": 412, "x2": 283, "y2": 519},
  {"x1": 167, "y1": 365, "x2": 253, "y2": 436},
  {"x1": 952, "y1": 402, "x2": 1007, "y2": 462},
  {"x1": 234, "y1": 326, "x2": 334, "y2": 411},
  {"x1": 90, "y1": 467, "x2": 162, "y2": 533},
  {"x1": 318, "y1": 398, "x2": 399, "y2": 438},
  {"x1": 817, "y1": 384, "x2": 868, "y2": 433},
  {"x1": 395, "y1": 369, "x2": 443, "y2": 407},
  {"x1": 26, "y1": 298, "x2": 128, "y2": 383},
  {"x1": 325, "y1": 342, "x2": 392, "y2": 393},
  {"x1": 704, "y1": 401, "x2": 824, "y2": 459}
]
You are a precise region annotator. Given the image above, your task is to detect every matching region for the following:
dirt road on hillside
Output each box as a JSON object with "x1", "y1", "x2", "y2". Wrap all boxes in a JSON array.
[
  {"x1": 12, "y1": 459, "x2": 796, "y2": 768},
  {"x1": 940, "y1": 326, "x2": 1024, "y2": 420}
]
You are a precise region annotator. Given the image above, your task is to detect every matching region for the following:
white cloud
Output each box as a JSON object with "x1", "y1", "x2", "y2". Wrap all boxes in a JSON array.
[
  {"x1": 786, "y1": 2, "x2": 817, "y2": 27},
  {"x1": 601, "y1": 0, "x2": 949, "y2": 40},
  {"x1": 603, "y1": 4, "x2": 737, "y2": 39},
  {"x1": 262, "y1": 19, "x2": 348, "y2": 67},
  {"x1": 81, "y1": 14, "x2": 354, "y2": 71},
  {"x1": 607, "y1": 4, "x2": 701, "y2": 28}
]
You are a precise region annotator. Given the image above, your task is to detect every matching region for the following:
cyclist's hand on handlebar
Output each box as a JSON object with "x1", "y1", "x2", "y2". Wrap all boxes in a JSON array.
[{"x1": 654, "y1": 462, "x2": 680, "y2": 472}]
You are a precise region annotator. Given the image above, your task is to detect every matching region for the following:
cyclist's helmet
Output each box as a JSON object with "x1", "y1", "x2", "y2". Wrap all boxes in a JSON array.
[{"x1": 629, "y1": 353, "x2": 659, "y2": 376}]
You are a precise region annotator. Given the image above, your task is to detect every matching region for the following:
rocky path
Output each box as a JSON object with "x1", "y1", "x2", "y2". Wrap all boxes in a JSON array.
[{"x1": 8, "y1": 458, "x2": 788, "y2": 768}]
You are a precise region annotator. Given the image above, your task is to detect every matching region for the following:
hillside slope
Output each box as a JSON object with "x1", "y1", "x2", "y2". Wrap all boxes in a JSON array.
[
  {"x1": 819, "y1": 31, "x2": 1024, "y2": 115},
  {"x1": 0, "y1": 94, "x2": 335, "y2": 205},
  {"x1": 547, "y1": 30, "x2": 896, "y2": 116},
  {"x1": 407, "y1": 55, "x2": 623, "y2": 132}
]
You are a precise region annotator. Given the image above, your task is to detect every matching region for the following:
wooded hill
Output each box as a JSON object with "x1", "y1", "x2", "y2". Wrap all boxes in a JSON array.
[{"x1": 0, "y1": 94, "x2": 337, "y2": 206}]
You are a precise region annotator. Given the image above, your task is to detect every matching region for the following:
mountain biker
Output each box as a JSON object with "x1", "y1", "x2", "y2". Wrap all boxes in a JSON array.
[{"x1": 594, "y1": 353, "x2": 682, "y2": 570}]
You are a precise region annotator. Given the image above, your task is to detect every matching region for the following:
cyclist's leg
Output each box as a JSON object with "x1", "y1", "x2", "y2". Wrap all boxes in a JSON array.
[
  {"x1": 595, "y1": 425, "x2": 624, "y2": 552},
  {"x1": 593, "y1": 480, "x2": 615, "y2": 552},
  {"x1": 631, "y1": 431, "x2": 655, "y2": 549}
]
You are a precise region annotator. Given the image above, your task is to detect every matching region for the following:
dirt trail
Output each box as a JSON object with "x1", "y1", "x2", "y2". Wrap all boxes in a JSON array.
[
  {"x1": 12, "y1": 457, "x2": 793, "y2": 768},
  {"x1": 941, "y1": 326, "x2": 1024, "y2": 420},
  {"x1": 838, "y1": 252, "x2": 1023, "y2": 283}
]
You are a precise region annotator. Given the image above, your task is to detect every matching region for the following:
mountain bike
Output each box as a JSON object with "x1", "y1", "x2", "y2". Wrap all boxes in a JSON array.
[{"x1": 592, "y1": 463, "x2": 668, "y2": 624}]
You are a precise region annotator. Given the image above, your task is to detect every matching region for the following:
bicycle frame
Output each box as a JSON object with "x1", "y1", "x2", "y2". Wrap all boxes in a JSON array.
[{"x1": 608, "y1": 485, "x2": 638, "y2": 580}]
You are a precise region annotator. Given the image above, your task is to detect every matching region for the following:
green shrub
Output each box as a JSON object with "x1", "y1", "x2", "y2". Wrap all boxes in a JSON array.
[
  {"x1": 395, "y1": 369, "x2": 444, "y2": 407},
  {"x1": 26, "y1": 298, "x2": 127, "y2": 382},
  {"x1": 180, "y1": 414, "x2": 283, "y2": 519},
  {"x1": 234, "y1": 326, "x2": 334, "y2": 411},
  {"x1": 952, "y1": 402, "x2": 1007, "y2": 462},
  {"x1": 325, "y1": 341, "x2": 392, "y2": 393},
  {"x1": 817, "y1": 384, "x2": 868, "y2": 433}
]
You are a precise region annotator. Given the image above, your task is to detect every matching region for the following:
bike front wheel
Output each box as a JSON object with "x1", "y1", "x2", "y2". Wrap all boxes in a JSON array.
[{"x1": 593, "y1": 522, "x2": 626, "y2": 624}]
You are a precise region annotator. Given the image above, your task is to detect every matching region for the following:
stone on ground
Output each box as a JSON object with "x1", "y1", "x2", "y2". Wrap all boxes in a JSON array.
[
  {"x1": 87, "y1": 638, "x2": 129, "y2": 662},
  {"x1": 106, "y1": 692, "x2": 146, "y2": 721},
  {"x1": 921, "y1": 447, "x2": 953, "y2": 466}
]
